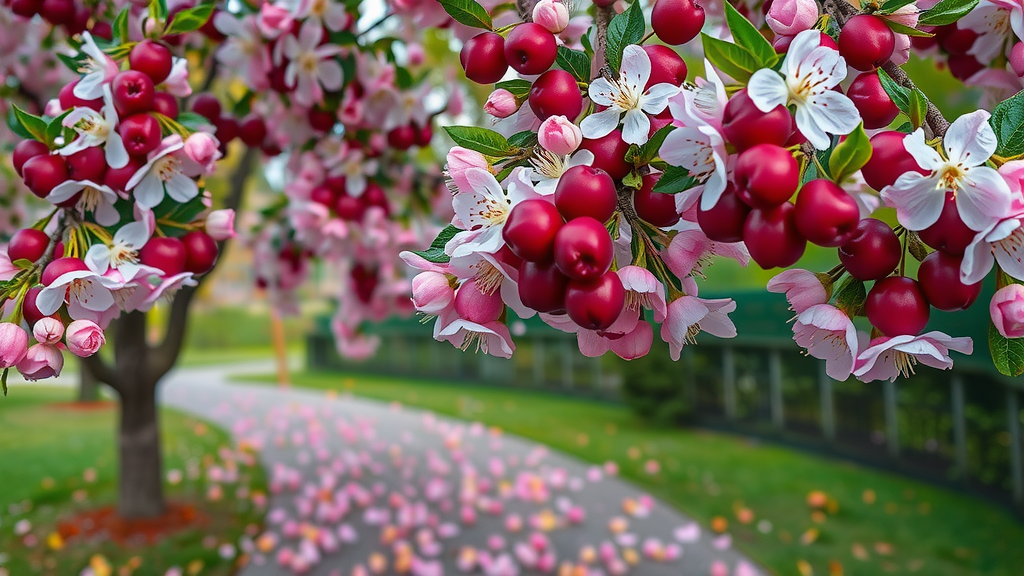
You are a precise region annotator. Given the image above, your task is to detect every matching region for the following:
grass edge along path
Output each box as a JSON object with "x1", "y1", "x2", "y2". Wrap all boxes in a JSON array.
[{"x1": 235, "y1": 369, "x2": 1024, "y2": 576}]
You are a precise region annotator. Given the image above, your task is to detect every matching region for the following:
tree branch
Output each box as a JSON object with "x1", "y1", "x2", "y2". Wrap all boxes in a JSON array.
[
  {"x1": 82, "y1": 354, "x2": 121, "y2": 394},
  {"x1": 821, "y1": 0, "x2": 949, "y2": 137},
  {"x1": 516, "y1": 0, "x2": 538, "y2": 21},
  {"x1": 591, "y1": 5, "x2": 614, "y2": 79}
]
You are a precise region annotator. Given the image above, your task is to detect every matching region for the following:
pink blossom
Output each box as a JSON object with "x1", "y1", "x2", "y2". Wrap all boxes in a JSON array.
[
  {"x1": 16, "y1": 343, "x2": 63, "y2": 381},
  {"x1": 664, "y1": 221, "x2": 749, "y2": 278},
  {"x1": 533, "y1": 0, "x2": 570, "y2": 33},
  {"x1": 437, "y1": 319, "x2": 515, "y2": 358},
  {"x1": 854, "y1": 332, "x2": 973, "y2": 382},
  {"x1": 660, "y1": 296, "x2": 737, "y2": 360},
  {"x1": 793, "y1": 304, "x2": 862, "y2": 380},
  {"x1": 162, "y1": 57, "x2": 192, "y2": 98},
  {"x1": 446, "y1": 148, "x2": 491, "y2": 195},
  {"x1": 205, "y1": 209, "x2": 236, "y2": 240},
  {"x1": 66, "y1": 319, "x2": 106, "y2": 357},
  {"x1": 991, "y1": 284, "x2": 1024, "y2": 338},
  {"x1": 578, "y1": 316, "x2": 654, "y2": 360},
  {"x1": 617, "y1": 265, "x2": 667, "y2": 321},
  {"x1": 0, "y1": 323, "x2": 29, "y2": 368},
  {"x1": 412, "y1": 272, "x2": 455, "y2": 314},
  {"x1": 538, "y1": 115, "x2": 583, "y2": 156},
  {"x1": 0, "y1": 248, "x2": 18, "y2": 281},
  {"x1": 258, "y1": 2, "x2": 295, "y2": 37},
  {"x1": 484, "y1": 89, "x2": 518, "y2": 119},
  {"x1": 766, "y1": 268, "x2": 830, "y2": 314},
  {"x1": 183, "y1": 132, "x2": 222, "y2": 175},
  {"x1": 32, "y1": 317, "x2": 64, "y2": 345},
  {"x1": 766, "y1": 0, "x2": 818, "y2": 39}
]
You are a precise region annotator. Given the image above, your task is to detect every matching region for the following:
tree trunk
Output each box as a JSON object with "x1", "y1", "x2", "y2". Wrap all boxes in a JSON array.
[
  {"x1": 78, "y1": 360, "x2": 100, "y2": 402},
  {"x1": 114, "y1": 312, "x2": 165, "y2": 519}
]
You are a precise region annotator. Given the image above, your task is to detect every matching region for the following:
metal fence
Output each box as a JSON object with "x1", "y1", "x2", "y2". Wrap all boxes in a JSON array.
[{"x1": 308, "y1": 294, "x2": 1024, "y2": 517}]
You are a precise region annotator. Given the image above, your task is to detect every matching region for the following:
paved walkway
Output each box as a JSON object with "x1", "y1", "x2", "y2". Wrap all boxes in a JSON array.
[{"x1": 160, "y1": 365, "x2": 763, "y2": 576}]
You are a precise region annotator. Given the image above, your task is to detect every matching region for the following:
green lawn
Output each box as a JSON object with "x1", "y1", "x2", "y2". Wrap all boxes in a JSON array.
[
  {"x1": 0, "y1": 386, "x2": 266, "y2": 576},
  {"x1": 238, "y1": 370, "x2": 1024, "y2": 576}
]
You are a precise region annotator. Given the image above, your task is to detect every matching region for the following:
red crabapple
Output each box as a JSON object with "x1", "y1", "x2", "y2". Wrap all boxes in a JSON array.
[
  {"x1": 503, "y1": 199, "x2": 564, "y2": 262},
  {"x1": 865, "y1": 276, "x2": 930, "y2": 336},
  {"x1": 565, "y1": 272, "x2": 625, "y2": 330},
  {"x1": 554, "y1": 166, "x2": 618, "y2": 222},
  {"x1": 553, "y1": 217, "x2": 614, "y2": 281},
  {"x1": 838, "y1": 218, "x2": 901, "y2": 281}
]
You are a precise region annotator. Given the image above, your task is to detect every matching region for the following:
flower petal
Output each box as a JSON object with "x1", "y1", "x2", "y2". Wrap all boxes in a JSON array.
[
  {"x1": 881, "y1": 172, "x2": 946, "y2": 230},
  {"x1": 747, "y1": 69, "x2": 789, "y2": 113},
  {"x1": 958, "y1": 166, "x2": 1013, "y2": 231},
  {"x1": 621, "y1": 109, "x2": 651, "y2": 146},
  {"x1": 580, "y1": 108, "x2": 622, "y2": 140},
  {"x1": 944, "y1": 110, "x2": 997, "y2": 166}
]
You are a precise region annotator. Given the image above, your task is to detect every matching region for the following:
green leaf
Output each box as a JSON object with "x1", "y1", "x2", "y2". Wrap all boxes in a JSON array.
[
  {"x1": 990, "y1": 322, "x2": 1024, "y2": 377},
  {"x1": 622, "y1": 170, "x2": 642, "y2": 189},
  {"x1": 637, "y1": 124, "x2": 675, "y2": 165},
  {"x1": 11, "y1": 259, "x2": 34, "y2": 270},
  {"x1": 556, "y1": 46, "x2": 591, "y2": 83},
  {"x1": 149, "y1": 0, "x2": 168, "y2": 23},
  {"x1": 701, "y1": 34, "x2": 761, "y2": 84},
  {"x1": 834, "y1": 276, "x2": 866, "y2": 316},
  {"x1": 412, "y1": 225, "x2": 461, "y2": 264},
  {"x1": 883, "y1": 20, "x2": 933, "y2": 37},
  {"x1": 723, "y1": 1, "x2": 777, "y2": 67},
  {"x1": 652, "y1": 166, "x2": 700, "y2": 194},
  {"x1": 1, "y1": 367, "x2": 7, "y2": 396},
  {"x1": 507, "y1": 130, "x2": 538, "y2": 149},
  {"x1": 495, "y1": 79, "x2": 532, "y2": 101},
  {"x1": 908, "y1": 89, "x2": 928, "y2": 130},
  {"x1": 493, "y1": 158, "x2": 530, "y2": 182},
  {"x1": 45, "y1": 110, "x2": 72, "y2": 148},
  {"x1": 802, "y1": 160, "x2": 818, "y2": 184},
  {"x1": 12, "y1": 105, "x2": 48, "y2": 144},
  {"x1": 177, "y1": 111, "x2": 211, "y2": 132},
  {"x1": 437, "y1": 0, "x2": 493, "y2": 30},
  {"x1": 919, "y1": 0, "x2": 981, "y2": 26},
  {"x1": 877, "y1": 69, "x2": 911, "y2": 116},
  {"x1": 989, "y1": 89, "x2": 1024, "y2": 157},
  {"x1": 876, "y1": 0, "x2": 918, "y2": 13},
  {"x1": 164, "y1": 1, "x2": 214, "y2": 35},
  {"x1": 56, "y1": 52, "x2": 83, "y2": 73},
  {"x1": 893, "y1": 121, "x2": 914, "y2": 133},
  {"x1": 113, "y1": 6, "x2": 131, "y2": 43},
  {"x1": 154, "y1": 112, "x2": 190, "y2": 139},
  {"x1": 443, "y1": 126, "x2": 512, "y2": 157},
  {"x1": 606, "y1": 0, "x2": 645, "y2": 73},
  {"x1": 581, "y1": 25, "x2": 595, "y2": 57},
  {"x1": 828, "y1": 123, "x2": 872, "y2": 184},
  {"x1": 155, "y1": 195, "x2": 208, "y2": 236}
]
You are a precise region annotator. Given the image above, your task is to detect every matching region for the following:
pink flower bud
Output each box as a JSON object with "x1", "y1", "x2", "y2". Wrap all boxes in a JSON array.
[
  {"x1": 66, "y1": 319, "x2": 105, "y2": 357},
  {"x1": 533, "y1": 0, "x2": 570, "y2": 33},
  {"x1": 32, "y1": 317, "x2": 64, "y2": 345},
  {"x1": 407, "y1": 43, "x2": 426, "y2": 66},
  {"x1": 1012, "y1": 42, "x2": 1024, "y2": 77},
  {"x1": 184, "y1": 132, "x2": 222, "y2": 174},
  {"x1": 16, "y1": 343, "x2": 63, "y2": 381},
  {"x1": 412, "y1": 271, "x2": 454, "y2": 314},
  {"x1": 766, "y1": 0, "x2": 818, "y2": 38},
  {"x1": 44, "y1": 99, "x2": 63, "y2": 117},
  {"x1": 483, "y1": 89, "x2": 518, "y2": 119},
  {"x1": 991, "y1": 284, "x2": 1024, "y2": 338},
  {"x1": 538, "y1": 115, "x2": 583, "y2": 156},
  {"x1": 0, "y1": 322, "x2": 29, "y2": 368},
  {"x1": 206, "y1": 209, "x2": 236, "y2": 240},
  {"x1": 259, "y1": 3, "x2": 295, "y2": 38},
  {"x1": 446, "y1": 146, "x2": 489, "y2": 193}
]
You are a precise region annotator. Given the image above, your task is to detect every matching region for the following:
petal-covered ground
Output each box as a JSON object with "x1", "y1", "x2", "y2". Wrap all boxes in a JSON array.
[{"x1": 162, "y1": 366, "x2": 764, "y2": 576}]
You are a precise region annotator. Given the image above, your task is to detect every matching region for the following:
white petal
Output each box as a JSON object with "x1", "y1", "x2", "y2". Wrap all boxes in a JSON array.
[
  {"x1": 746, "y1": 69, "x2": 789, "y2": 113},
  {"x1": 84, "y1": 245, "x2": 112, "y2": 275},
  {"x1": 960, "y1": 228, "x2": 995, "y2": 285},
  {"x1": 36, "y1": 285, "x2": 67, "y2": 315},
  {"x1": 105, "y1": 134, "x2": 130, "y2": 169},
  {"x1": 881, "y1": 172, "x2": 946, "y2": 230},
  {"x1": 580, "y1": 108, "x2": 623, "y2": 140},
  {"x1": 115, "y1": 221, "x2": 151, "y2": 249},
  {"x1": 165, "y1": 173, "x2": 199, "y2": 203},
  {"x1": 621, "y1": 109, "x2": 651, "y2": 146},
  {"x1": 133, "y1": 175, "x2": 165, "y2": 209},
  {"x1": 94, "y1": 200, "x2": 120, "y2": 227},
  {"x1": 801, "y1": 91, "x2": 860, "y2": 146},
  {"x1": 784, "y1": 30, "x2": 824, "y2": 77},
  {"x1": 318, "y1": 60, "x2": 344, "y2": 91},
  {"x1": 620, "y1": 45, "x2": 652, "y2": 96},
  {"x1": 794, "y1": 104, "x2": 831, "y2": 150},
  {"x1": 587, "y1": 78, "x2": 618, "y2": 107},
  {"x1": 77, "y1": 280, "x2": 114, "y2": 312},
  {"x1": 640, "y1": 83, "x2": 680, "y2": 114},
  {"x1": 47, "y1": 181, "x2": 85, "y2": 204},
  {"x1": 902, "y1": 129, "x2": 943, "y2": 171},
  {"x1": 944, "y1": 110, "x2": 996, "y2": 166},
  {"x1": 958, "y1": 166, "x2": 1013, "y2": 231}
]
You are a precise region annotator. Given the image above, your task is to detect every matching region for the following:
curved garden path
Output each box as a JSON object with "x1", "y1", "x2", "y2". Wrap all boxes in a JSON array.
[{"x1": 160, "y1": 364, "x2": 764, "y2": 576}]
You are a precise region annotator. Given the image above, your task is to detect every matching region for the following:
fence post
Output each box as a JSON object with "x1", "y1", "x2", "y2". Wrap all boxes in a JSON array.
[
  {"x1": 951, "y1": 375, "x2": 968, "y2": 481},
  {"x1": 723, "y1": 346, "x2": 737, "y2": 421},
  {"x1": 884, "y1": 379, "x2": 900, "y2": 457},
  {"x1": 769, "y1": 348, "x2": 784, "y2": 430},
  {"x1": 1008, "y1": 387, "x2": 1023, "y2": 505},
  {"x1": 533, "y1": 337, "x2": 544, "y2": 385},
  {"x1": 819, "y1": 361, "x2": 835, "y2": 443}
]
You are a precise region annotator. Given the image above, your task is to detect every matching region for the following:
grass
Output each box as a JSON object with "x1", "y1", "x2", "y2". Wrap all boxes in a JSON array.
[
  {"x1": 0, "y1": 386, "x2": 267, "y2": 576},
  {"x1": 238, "y1": 370, "x2": 1024, "y2": 576}
]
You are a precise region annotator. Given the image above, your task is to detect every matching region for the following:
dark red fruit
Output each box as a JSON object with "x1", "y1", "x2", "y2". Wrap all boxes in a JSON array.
[
  {"x1": 129, "y1": 40, "x2": 173, "y2": 84},
  {"x1": 111, "y1": 70, "x2": 156, "y2": 117},
  {"x1": 335, "y1": 195, "x2": 366, "y2": 221},
  {"x1": 554, "y1": 166, "x2": 617, "y2": 222},
  {"x1": 734, "y1": 144, "x2": 799, "y2": 208},
  {"x1": 363, "y1": 182, "x2": 390, "y2": 216},
  {"x1": 847, "y1": 72, "x2": 899, "y2": 129},
  {"x1": 8, "y1": 229, "x2": 50, "y2": 263},
  {"x1": 307, "y1": 107, "x2": 336, "y2": 132},
  {"x1": 651, "y1": 0, "x2": 705, "y2": 45},
  {"x1": 918, "y1": 193, "x2": 975, "y2": 255},
  {"x1": 41, "y1": 257, "x2": 87, "y2": 285},
  {"x1": 504, "y1": 22, "x2": 557, "y2": 75},
  {"x1": 191, "y1": 93, "x2": 222, "y2": 121},
  {"x1": 518, "y1": 260, "x2": 570, "y2": 313},
  {"x1": 239, "y1": 114, "x2": 268, "y2": 147},
  {"x1": 181, "y1": 231, "x2": 218, "y2": 274},
  {"x1": 634, "y1": 174, "x2": 680, "y2": 227},
  {"x1": 553, "y1": 217, "x2": 614, "y2": 281},
  {"x1": 865, "y1": 276, "x2": 930, "y2": 336},
  {"x1": 22, "y1": 154, "x2": 68, "y2": 198},
  {"x1": 529, "y1": 70, "x2": 584, "y2": 121},
  {"x1": 310, "y1": 185, "x2": 338, "y2": 207},
  {"x1": 721, "y1": 89, "x2": 794, "y2": 152},
  {"x1": 502, "y1": 199, "x2": 564, "y2": 262},
  {"x1": 917, "y1": 251, "x2": 981, "y2": 311},
  {"x1": 139, "y1": 237, "x2": 187, "y2": 276},
  {"x1": 697, "y1": 183, "x2": 750, "y2": 243},
  {"x1": 23, "y1": 287, "x2": 50, "y2": 326},
  {"x1": 460, "y1": 32, "x2": 508, "y2": 85},
  {"x1": 214, "y1": 115, "x2": 239, "y2": 143},
  {"x1": 415, "y1": 122, "x2": 433, "y2": 147},
  {"x1": 794, "y1": 179, "x2": 861, "y2": 247},
  {"x1": 10, "y1": 0, "x2": 42, "y2": 18},
  {"x1": 642, "y1": 45, "x2": 688, "y2": 88},
  {"x1": 579, "y1": 130, "x2": 633, "y2": 180},
  {"x1": 66, "y1": 147, "x2": 107, "y2": 183},
  {"x1": 152, "y1": 92, "x2": 179, "y2": 119},
  {"x1": 104, "y1": 157, "x2": 146, "y2": 192},
  {"x1": 387, "y1": 125, "x2": 417, "y2": 150},
  {"x1": 862, "y1": 131, "x2": 928, "y2": 191},
  {"x1": 40, "y1": 0, "x2": 74, "y2": 25},
  {"x1": 13, "y1": 140, "x2": 50, "y2": 177},
  {"x1": 839, "y1": 15, "x2": 895, "y2": 71},
  {"x1": 743, "y1": 203, "x2": 806, "y2": 269},
  {"x1": 565, "y1": 272, "x2": 625, "y2": 330},
  {"x1": 118, "y1": 114, "x2": 162, "y2": 157},
  {"x1": 838, "y1": 218, "x2": 901, "y2": 281}
]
